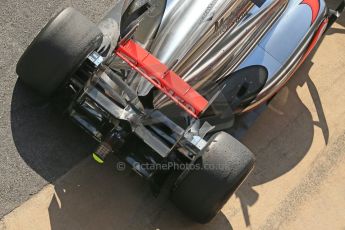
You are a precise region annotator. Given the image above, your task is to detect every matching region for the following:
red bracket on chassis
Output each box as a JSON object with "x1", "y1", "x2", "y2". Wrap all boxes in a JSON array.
[{"x1": 115, "y1": 40, "x2": 209, "y2": 118}]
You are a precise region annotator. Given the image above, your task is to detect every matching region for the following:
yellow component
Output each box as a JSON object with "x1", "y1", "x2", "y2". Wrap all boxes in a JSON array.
[{"x1": 93, "y1": 153, "x2": 104, "y2": 164}]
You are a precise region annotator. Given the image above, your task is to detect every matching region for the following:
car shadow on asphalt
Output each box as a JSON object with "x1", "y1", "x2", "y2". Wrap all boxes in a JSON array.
[
  {"x1": 11, "y1": 81, "x2": 97, "y2": 183},
  {"x1": 47, "y1": 155, "x2": 234, "y2": 230}
]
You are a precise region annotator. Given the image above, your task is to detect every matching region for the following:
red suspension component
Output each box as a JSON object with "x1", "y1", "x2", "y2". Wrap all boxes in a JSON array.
[{"x1": 115, "y1": 40, "x2": 208, "y2": 118}]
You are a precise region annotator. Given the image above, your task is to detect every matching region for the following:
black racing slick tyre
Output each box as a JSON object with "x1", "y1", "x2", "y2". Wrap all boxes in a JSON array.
[
  {"x1": 171, "y1": 132, "x2": 255, "y2": 224},
  {"x1": 16, "y1": 7, "x2": 103, "y2": 96}
]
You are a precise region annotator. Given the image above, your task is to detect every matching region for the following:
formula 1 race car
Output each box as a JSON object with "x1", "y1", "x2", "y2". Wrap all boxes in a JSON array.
[{"x1": 16, "y1": 0, "x2": 344, "y2": 223}]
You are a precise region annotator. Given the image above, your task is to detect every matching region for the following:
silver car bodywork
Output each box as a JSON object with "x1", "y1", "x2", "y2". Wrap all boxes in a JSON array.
[{"x1": 117, "y1": 0, "x2": 328, "y2": 111}]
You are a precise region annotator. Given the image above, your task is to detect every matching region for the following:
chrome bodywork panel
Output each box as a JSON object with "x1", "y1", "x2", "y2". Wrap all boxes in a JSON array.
[
  {"x1": 149, "y1": 0, "x2": 289, "y2": 109},
  {"x1": 151, "y1": 0, "x2": 253, "y2": 67},
  {"x1": 131, "y1": 0, "x2": 328, "y2": 111},
  {"x1": 105, "y1": 0, "x2": 328, "y2": 113},
  {"x1": 239, "y1": 0, "x2": 328, "y2": 111}
]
